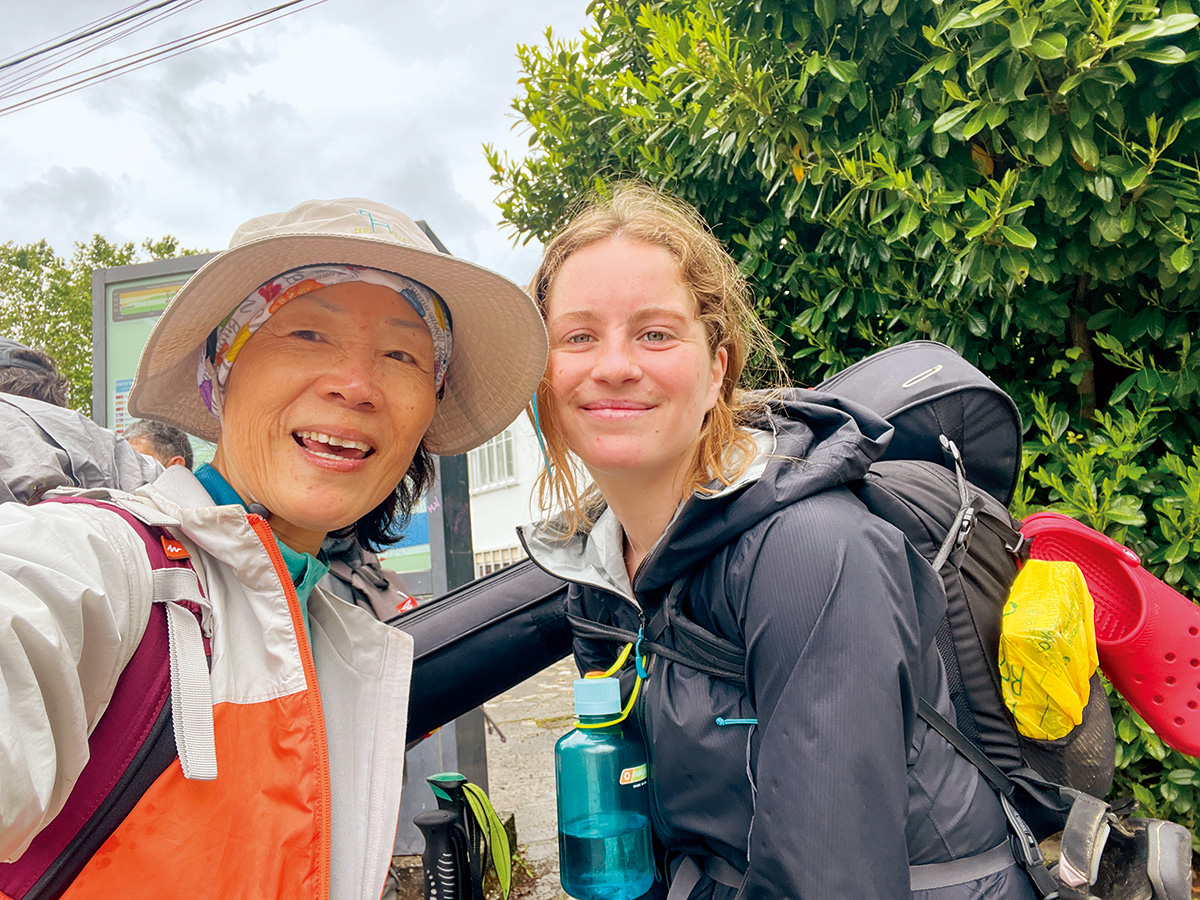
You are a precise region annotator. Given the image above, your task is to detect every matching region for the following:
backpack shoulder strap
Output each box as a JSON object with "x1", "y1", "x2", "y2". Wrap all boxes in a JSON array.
[
  {"x1": 50, "y1": 497, "x2": 216, "y2": 782},
  {"x1": 0, "y1": 497, "x2": 212, "y2": 900},
  {"x1": 917, "y1": 700, "x2": 1061, "y2": 899}
]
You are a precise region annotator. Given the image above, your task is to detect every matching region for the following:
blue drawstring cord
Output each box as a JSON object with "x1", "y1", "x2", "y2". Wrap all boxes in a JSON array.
[
  {"x1": 634, "y1": 626, "x2": 649, "y2": 680},
  {"x1": 531, "y1": 395, "x2": 553, "y2": 474},
  {"x1": 715, "y1": 717, "x2": 758, "y2": 726}
]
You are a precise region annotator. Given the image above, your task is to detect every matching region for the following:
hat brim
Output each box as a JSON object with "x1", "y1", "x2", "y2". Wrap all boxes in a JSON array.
[{"x1": 128, "y1": 231, "x2": 547, "y2": 456}]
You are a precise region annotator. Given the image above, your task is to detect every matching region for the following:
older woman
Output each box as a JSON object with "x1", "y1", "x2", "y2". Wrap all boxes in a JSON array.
[
  {"x1": 0, "y1": 198, "x2": 547, "y2": 899},
  {"x1": 519, "y1": 184, "x2": 1036, "y2": 900}
]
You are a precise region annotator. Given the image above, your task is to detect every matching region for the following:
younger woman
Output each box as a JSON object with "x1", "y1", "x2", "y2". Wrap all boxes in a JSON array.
[{"x1": 519, "y1": 184, "x2": 1036, "y2": 900}]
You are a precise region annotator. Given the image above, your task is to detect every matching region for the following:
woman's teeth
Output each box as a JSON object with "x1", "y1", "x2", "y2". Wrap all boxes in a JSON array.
[{"x1": 294, "y1": 430, "x2": 374, "y2": 460}]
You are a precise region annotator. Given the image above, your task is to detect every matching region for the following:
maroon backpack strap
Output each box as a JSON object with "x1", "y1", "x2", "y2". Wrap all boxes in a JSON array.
[{"x1": 0, "y1": 496, "x2": 204, "y2": 900}]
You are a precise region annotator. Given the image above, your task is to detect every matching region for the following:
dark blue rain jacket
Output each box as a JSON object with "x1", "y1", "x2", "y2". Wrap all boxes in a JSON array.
[{"x1": 521, "y1": 392, "x2": 1037, "y2": 900}]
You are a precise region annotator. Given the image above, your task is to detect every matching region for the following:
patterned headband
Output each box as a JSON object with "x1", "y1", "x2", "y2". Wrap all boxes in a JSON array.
[{"x1": 196, "y1": 264, "x2": 453, "y2": 423}]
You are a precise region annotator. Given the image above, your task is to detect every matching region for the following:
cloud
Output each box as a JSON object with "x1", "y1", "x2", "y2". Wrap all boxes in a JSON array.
[
  {"x1": 0, "y1": 1, "x2": 592, "y2": 278},
  {"x1": 0, "y1": 166, "x2": 130, "y2": 250}
]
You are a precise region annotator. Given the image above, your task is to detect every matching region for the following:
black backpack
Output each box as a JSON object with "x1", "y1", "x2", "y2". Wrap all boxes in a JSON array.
[
  {"x1": 566, "y1": 341, "x2": 1190, "y2": 899},
  {"x1": 815, "y1": 342, "x2": 1117, "y2": 802}
]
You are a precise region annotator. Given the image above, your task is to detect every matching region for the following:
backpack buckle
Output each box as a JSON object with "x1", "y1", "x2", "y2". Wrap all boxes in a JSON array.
[{"x1": 957, "y1": 506, "x2": 977, "y2": 547}]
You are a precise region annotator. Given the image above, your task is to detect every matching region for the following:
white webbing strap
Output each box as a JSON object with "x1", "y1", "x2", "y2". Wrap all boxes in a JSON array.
[{"x1": 154, "y1": 568, "x2": 217, "y2": 781}]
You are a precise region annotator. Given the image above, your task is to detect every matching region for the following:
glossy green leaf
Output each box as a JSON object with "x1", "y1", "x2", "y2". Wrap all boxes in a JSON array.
[
  {"x1": 944, "y1": 80, "x2": 967, "y2": 102},
  {"x1": 1170, "y1": 245, "x2": 1194, "y2": 272},
  {"x1": 815, "y1": 0, "x2": 836, "y2": 29},
  {"x1": 1122, "y1": 167, "x2": 1149, "y2": 191},
  {"x1": 961, "y1": 107, "x2": 990, "y2": 139},
  {"x1": 1069, "y1": 130, "x2": 1100, "y2": 169},
  {"x1": 1009, "y1": 18, "x2": 1039, "y2": 49},
  {"x1": 827, "y1": 59, "x2": 859, "y2": 83},
  {"x1": 967, "y1": 309, "x2": 989, "y2": 336},
  {"x1": 1034, "y1": 127, "x2": 1063, "y2": 165},
  {"x1": 893, "y1": 205, "x2": 922, "y2": 239},
  {"x1": 1093, "y1": 175, "x2": 1115, "y2": 202},
  {"x1": 999, "y1": 224, "x2": 1037, "y2": 249},
  {"x1": 1156, "y1": 13, "x2": 1200, "y2": 37},
  {"x1": 1139, "y1": 46, "x2": 1188, "y2": 64},
  {"x1": 1030, "y1": 32, "x2": 1068, "y2": 59},
  {"x1": 1019, "y1": 104, "x2": 1050, "y2": 142},
  {"x1": 1107, "y1": 495, "x2": 1147, "y2": 526},
  {"x1": 933, "y1": 104, "x2": 976, "y2": 133},
  {"x1": 1117, "y1": 20, "x2": 1168, "y2": 44}
]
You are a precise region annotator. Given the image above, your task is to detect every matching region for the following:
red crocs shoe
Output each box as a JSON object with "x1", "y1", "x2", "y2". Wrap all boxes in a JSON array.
[{"x1": 1021, "y1": 512, "x2": 1200, "y2": 758}]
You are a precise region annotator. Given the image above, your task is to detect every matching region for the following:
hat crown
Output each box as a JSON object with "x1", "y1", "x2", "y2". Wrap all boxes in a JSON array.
[
  {"x1": 230, "y1": 198, "x2": 438, "y2": 255},
  {"x1": 129, "y1": 196, "x2": 548, "y2": 456}
]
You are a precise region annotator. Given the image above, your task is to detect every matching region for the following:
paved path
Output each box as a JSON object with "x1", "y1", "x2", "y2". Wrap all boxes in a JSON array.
[{"x1": 482, "y1": 657, "x2": 577, "y2": 900}]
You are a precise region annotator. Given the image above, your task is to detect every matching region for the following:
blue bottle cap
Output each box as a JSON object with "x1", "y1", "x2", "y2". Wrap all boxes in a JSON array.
[{"x1": 574, "y1": 677, "x2": 621, "y2": 716}]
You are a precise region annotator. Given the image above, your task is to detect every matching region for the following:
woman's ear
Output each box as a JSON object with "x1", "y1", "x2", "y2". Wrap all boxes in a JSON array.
[{"x1": 707, "y1": 346, "x2": 729, "y2": 411}]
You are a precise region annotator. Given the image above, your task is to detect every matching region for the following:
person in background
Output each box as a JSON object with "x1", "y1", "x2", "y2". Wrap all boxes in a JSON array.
[
  {"x1": 0, "y1": 335, "x2": 161, "y2": 503},
  {"x1": 0, "y1": 197, "x2": 548, "y2": 899},
  {"x1": 0, "y1": 336, "x2": 71, "y2": 407},
  {"x1": 519, "y1": 183, "x2": 1035, "y2": 900},
  {"x1": 124, "y1": 418, "x2": 195, "y2": 469}
]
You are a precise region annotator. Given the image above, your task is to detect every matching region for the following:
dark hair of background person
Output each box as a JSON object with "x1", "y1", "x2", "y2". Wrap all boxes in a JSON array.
[
  {"x1": 0, "y1": 338, "x2": 70, "y2": 408},
  {"x1": 124, "y1": 419, "x2": 196, "y2": 470}
]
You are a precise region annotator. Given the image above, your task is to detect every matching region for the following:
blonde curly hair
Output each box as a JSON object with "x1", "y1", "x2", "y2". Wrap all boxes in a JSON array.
[{"x1": 528, "y1": 182, "x2": 782, "y2": 537}]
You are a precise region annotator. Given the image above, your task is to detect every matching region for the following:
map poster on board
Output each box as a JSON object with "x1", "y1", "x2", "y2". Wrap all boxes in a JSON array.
[{"x1": 112, "y1": 378, "x2": 134, "y2": 434}]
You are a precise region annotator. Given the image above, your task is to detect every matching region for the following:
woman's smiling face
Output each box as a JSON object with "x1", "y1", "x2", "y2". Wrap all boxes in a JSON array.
[
  {"x1": 544, "y1": 237, "x2": 727, "y2": 493},
  {"x1": 210, "y1": 281, "x2": 437, "y2": 554}
]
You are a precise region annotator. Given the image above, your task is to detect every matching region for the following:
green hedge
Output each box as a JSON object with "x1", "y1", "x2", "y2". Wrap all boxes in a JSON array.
[{"x1": 489, "y1": 0, "x2": 1200, "y2": 843}]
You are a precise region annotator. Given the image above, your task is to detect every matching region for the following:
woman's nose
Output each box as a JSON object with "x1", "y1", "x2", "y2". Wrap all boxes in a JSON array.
[
  {"x1": 591, "y1": 339, "x2": 640, "y2": 383},
  {"x1": 318, "y1": 349, "x2": 381, "y2": 409}
]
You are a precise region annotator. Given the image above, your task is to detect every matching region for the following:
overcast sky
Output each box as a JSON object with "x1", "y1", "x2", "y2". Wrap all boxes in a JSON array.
[{"x1": 0, "y1": 0, "x2": 592, "y2": 284}]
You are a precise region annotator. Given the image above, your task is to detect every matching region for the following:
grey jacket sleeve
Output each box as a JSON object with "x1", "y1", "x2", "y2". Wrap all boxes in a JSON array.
[
  {"x1": 0, "y1": 501, "x2": 154, "y2": 861},
  {"x1": 0, "y1": 395, "x2": 162, "y2": 504},
  {"x1": 732, "y1": 494, "x2": 940, "y2": 900}
]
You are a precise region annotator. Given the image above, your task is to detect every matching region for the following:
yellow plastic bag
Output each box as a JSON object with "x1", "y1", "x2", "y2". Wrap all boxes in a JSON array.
[{"x1": 998, "y1": 560, "x2": 1100, "y2": 740}]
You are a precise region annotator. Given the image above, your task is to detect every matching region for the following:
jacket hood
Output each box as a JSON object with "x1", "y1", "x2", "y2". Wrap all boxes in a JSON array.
[{"x1": 521, "y1": 388, "x2": 894, "y2": 595}]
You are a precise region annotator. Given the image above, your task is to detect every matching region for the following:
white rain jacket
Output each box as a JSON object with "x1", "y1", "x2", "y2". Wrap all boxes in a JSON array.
[{"x1": 0, "y1": 465, "x2": 413, "y2": 899}]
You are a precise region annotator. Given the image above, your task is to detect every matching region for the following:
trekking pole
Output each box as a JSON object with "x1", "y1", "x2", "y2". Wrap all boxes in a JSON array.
[
  {"x1": 427, "y1": 772, "x2": 488, "y2": 900},
  {"x1": 414, "y1": 809, "x2": 470, "y2": 900}
]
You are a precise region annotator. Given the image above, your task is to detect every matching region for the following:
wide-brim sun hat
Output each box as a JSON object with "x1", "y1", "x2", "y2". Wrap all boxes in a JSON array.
[{"x1": 128, "y1": 197, "x2": 548, "y2": 456}]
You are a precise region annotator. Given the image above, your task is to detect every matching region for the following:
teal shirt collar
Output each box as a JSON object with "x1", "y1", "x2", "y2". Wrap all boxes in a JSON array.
[{"x1": 193, "y1": 463, "x2": 330, "y2": 607}]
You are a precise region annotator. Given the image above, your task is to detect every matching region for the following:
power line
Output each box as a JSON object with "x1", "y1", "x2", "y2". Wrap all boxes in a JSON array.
[
  {"x1": 0, "y1": 1, "x2": 207, "y2": 99},
  {"x1": 0, "y1": 0, "x2": 330, "y2": 118},
  {"x1": 0, "y1": 0, "x2": 187, "y2": 73}
]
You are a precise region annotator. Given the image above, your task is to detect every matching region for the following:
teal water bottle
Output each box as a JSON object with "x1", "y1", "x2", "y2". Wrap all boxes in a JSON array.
[{"x1": 555, "y1": 677, "x2": 654, "y2": 900}]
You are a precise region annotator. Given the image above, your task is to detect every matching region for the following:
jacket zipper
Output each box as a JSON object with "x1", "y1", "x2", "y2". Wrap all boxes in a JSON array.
[
  {"x1": 248, "y1": 514, "x2": 332, "y2": 899},
  {"x1": 521, "y1": 527, "x2": 673, "y2": 866},
  {"x1": 629, "y1": 629, "x2": 674, "y2": 853}
]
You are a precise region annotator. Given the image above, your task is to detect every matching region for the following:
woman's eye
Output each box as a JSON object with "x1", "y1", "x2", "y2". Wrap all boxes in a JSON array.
[
  {"x1": 387, "y1": 350, "x2": 417, "y2": 363},
  {"x1": 642, "y1": 330, "x2": 669, "y2": 342},
  {"x1": 564, "y1": 333, "x2": 594, "y2": 344},
  {"x1": 290, "y1": 330, "x2": 321, "y2": 342}
]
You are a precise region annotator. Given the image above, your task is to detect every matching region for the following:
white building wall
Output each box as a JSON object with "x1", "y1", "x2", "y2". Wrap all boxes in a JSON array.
[{"x1": 466, "y1": 413, "x2": 545, "y2": 577}]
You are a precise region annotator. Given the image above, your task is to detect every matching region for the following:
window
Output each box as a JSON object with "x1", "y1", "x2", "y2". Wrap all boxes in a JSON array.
[
  {"x1": 468, "y1": 428, "x2": 518, "y2": 493},
  {"x1": 474, "y1": 545, "x2": 527, "y2": 578}
]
